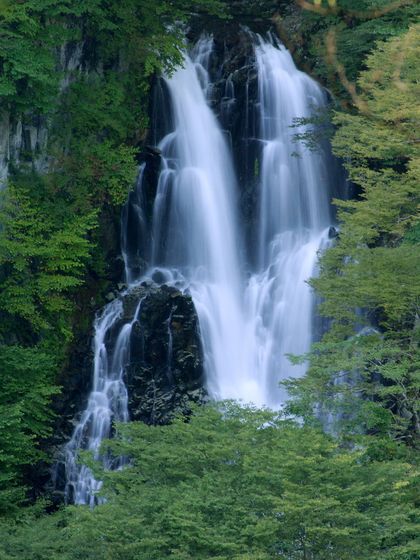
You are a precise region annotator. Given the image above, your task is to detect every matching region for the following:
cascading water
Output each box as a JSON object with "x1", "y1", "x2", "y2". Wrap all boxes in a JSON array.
[
  {"x1": 61, "y1": 32, "x2": 338, "y2": 505},
  {"x1": 241, "y1": 36, "x2": 333, "y2": 404},
  {"x1": 147, "y1": 36, "x2": 251, "y2": 403},
  {"x1": 63, "y1": 298, "x2": 142, "y2": 506},
  {"x1": 144, "y1": 34, "x2": 333, "y2": 405}
]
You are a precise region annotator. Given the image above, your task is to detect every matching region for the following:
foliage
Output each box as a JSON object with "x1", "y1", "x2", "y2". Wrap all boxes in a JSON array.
[
  {"x1": 0, "y1": 175, "x2": 98, "y2": 512},
  {"x1": 277, "y1": 0, "x2": 420, "y2": 105},
  {"x1": 286, "y1": 330, "x2": 420, "y2": 443},
  {"x1": 0, "y1": 404, "x2": 418, "y2": 559},
  {"x1": 0, "y1": 345, "x2": 58, "y2": 515},
  {"x1": 0, "y1": 182, "x2": 97, "y2": 332},
  {"x1": 0, "y1": 0, "x2": 418, "y2": 531},
  {"x1": 286, "y1": 27, "x2": 420, "y2": 444},
  {"x1": 0, "y1": 0, "x2": 60, "y2": 112},
  {"x1": 0, "y1": 0, "x2": 228, "y2": 115}
]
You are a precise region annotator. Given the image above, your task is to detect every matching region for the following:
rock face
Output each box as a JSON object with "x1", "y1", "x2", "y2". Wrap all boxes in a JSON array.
[
  {"x1": 122, "y1": 146, "x2": 162, "y2": 279},
  {"x1": 118, "y1": 27, "x2": 264, "y2": 426},
  {"x1": 49, "y1": 281, "x2": 205, "y2": 501},
  {"x1": 0, "y1": 42, "x2": 85, "y2": 187},
  {"x1": 184, "y1": 25, "x2": 262, "y2": 261},
  {"x1": 123, "y1": 283, "x2": 206, "y2": 424},
  {"x1": 0, "y1": 111, "x2": 49, "y2": 187}
]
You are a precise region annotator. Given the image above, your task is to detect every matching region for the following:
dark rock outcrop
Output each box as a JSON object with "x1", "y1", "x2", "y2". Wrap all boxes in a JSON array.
[
  {"x1": 53, "y1": 281, "x2": 205, "y2": 448},
  {"x1": 48, "y1": 281, "x2": 205, "y2": 502},
  {"x1": 122, "y1": 146, "x2": 162, "y2": 279},
  {"x1": 124, "y1": 282, "x2": 206, "y2": 424},
  {"x1": 203, "y1": 29, "x2": 261, "y2": 263}
]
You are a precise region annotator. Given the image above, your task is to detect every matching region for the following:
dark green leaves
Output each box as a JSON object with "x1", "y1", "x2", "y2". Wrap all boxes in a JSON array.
[
  {"x1": 0, "y1": 404, "x2": 418, "y2": 559},
  {"x1": 0, "y1": 183, "x2": 97, "y2": 331},
  {"x1": 288, "y1": 27, "x2": 420, "y2": 444}
]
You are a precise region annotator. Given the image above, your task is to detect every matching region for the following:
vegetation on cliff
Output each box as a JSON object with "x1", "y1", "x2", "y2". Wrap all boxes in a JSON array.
[
  {"x1": 285, "y1": 16, "x2": 419, "y2": 449},
  {"x1": 277, "y1": 0, "x2": 420, "y2": 106},
  {"x1": 0, "y1": 0, "x2": 227, "y2": 514}
]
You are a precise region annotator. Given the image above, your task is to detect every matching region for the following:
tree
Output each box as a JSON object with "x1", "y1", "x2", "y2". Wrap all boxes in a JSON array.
[
  {"x1": 0, "y1": 404, "x2": 418, "y2": 559},
  {"x1": 286, "y1": 26, "x2": 420, "y2": 445},
  {"x1": 276, "y1": 1, "x2": 420, "y2": 107},
  {"x1": 0, "y1": 346, "x2": 58, "y2": 515}
]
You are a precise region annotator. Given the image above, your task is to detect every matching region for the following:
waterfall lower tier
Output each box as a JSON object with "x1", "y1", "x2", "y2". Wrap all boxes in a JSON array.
[
  {"x1": 57, "y1": 283, "x2": 204, "y2": 505},
  {"x1": 63, "y1": 299, "x2": 128, "y2": 506},
  {"x1": 61, "y1": 31, "x2": 339, "y2": 505}
]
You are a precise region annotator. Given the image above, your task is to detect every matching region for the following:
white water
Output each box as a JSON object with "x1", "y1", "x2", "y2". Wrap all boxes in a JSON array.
[
  {"x1": 150, "y1": 37, "x2": 251, "y2": 403},
  {"x1": 241, "y1": 38, "x2": 332, "y2": 404},
  {"x1": 63, "y1": 298, "x2": 142, "y2": 506},
  {"x1": 62, "y1": 34, "x2": 335, "y2": 504},
  {"x1": 148, "y1": 35, "x2": 332, "y2": 406}
]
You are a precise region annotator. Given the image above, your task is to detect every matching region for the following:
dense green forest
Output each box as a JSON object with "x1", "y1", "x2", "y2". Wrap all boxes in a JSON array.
[
  {"x1": 0, "y1": 0, "x2": 418, "y2": 558},
  {"x1": 0, "y1": 404, "x2": 418, "y2": 559}
]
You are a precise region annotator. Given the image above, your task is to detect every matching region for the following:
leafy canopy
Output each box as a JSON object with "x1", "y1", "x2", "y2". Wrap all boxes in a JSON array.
[
  {"x1": 0, "y1": 403, "x2": 418, "y2": 559},
  {"x1": 286, "y1": 26, "x2": 420, "y2": 444}
]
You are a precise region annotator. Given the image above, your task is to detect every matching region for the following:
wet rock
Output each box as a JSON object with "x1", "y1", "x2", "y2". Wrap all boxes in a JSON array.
[
  {"x1": 328, "y1": 226, "x2": 339, "y2": 239},
  {"x1": 121, "y1": 283, "x2": 206, "y2": 424},
  {"x1": 206, "y1": 28, "x2": 262, "y2": 262},
  {"x1": 145, "y1": 145, "x2": 162, "y2": 157},
  {"x1": 122, "y1": 148, "x2": 161, "y2": 278}
]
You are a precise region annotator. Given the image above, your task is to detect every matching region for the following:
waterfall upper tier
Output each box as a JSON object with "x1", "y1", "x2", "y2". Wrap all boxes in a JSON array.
[{"x1": 125, "y1": 32, "x2": 337, "y2": 406}]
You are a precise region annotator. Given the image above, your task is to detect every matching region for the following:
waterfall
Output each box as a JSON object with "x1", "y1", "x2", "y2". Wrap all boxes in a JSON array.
[
  {"x1": 242, "y1": 36, "x2": 333, "y2": 404},
  {"x1": 63, "y1": 298, "x2": 142, "y2": 506},
  {"x1": 256, "y1": 38, "x2": 331, "y2": 263},
  {"x1": 62, "y1": 33, "x2": 337, "y2": 505},
  {"x1": 147, "y1": 36, "x2": 250, "y2": 403},
  {"x1": 143, "y1": 34, "x2": 333, "y2": 405}
]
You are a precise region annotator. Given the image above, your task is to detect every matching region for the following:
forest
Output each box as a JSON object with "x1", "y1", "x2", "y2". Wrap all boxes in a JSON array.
[{"x1": 0, "y1": 1, "x2": 418, "y2": 558}]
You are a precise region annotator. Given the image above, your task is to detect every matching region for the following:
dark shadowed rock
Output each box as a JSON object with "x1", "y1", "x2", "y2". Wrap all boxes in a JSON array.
[{"x1": 122, "y1": 282, "x2": 206, "y2": 424}]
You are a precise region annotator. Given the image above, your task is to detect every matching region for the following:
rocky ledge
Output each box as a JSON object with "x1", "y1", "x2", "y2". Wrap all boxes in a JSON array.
[{"x1": 123, "y1": 282, "x2": 206, "y2": 425}]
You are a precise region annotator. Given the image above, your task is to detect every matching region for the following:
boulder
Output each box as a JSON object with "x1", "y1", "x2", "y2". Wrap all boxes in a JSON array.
[{"x1": 122, "y1": 283, "x2": 206, "y2": 424}]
